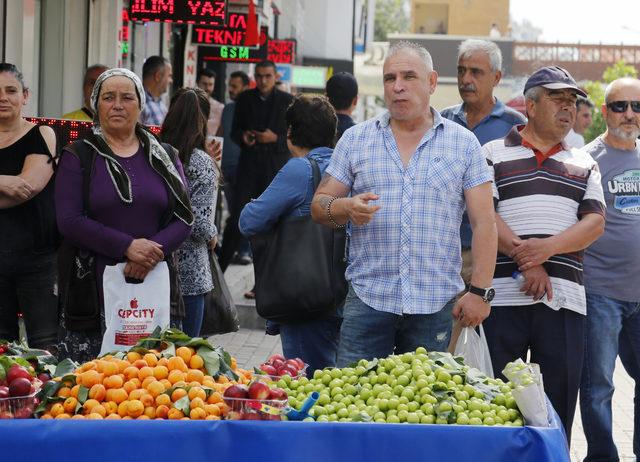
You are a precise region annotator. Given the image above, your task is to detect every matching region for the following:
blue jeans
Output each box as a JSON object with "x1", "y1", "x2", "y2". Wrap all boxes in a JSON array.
[
  {"x1": 580, "y1": 292, "x2": 640, "y2": 462},
  {"x1": 337, "y1": 286, "x2": 454, "y2": 367},
  {"x1": 279, "y1": 308, "x2": 342, "y2": 375},
  {"x1": 182, "y1": 294, "x2": 205, "y2": 338}
]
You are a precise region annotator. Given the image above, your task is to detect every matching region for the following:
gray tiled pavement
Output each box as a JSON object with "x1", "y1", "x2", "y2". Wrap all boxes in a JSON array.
[{"x1": 213, "y1": 264, "x2": 636, "y2": 461}]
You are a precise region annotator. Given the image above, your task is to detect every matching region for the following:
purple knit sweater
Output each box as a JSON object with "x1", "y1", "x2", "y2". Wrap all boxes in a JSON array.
[{"x1": 55, "y1": 146, "x2": 192, "y2": 289}]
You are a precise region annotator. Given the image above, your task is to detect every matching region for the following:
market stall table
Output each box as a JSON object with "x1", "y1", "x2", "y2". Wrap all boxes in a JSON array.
[{"x1": 0, "y1": 411, "x2": 569, "y2": 462}]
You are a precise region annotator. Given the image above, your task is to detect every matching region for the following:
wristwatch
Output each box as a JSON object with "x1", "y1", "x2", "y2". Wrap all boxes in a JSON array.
[{"x1": 468, "y1": 284, "x2": 495, "y2": 303}]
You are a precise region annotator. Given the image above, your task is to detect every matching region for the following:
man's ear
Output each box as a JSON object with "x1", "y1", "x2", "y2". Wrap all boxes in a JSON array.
[{"x1": 493, "y1": 70, "x2": 502, "y2": 88}]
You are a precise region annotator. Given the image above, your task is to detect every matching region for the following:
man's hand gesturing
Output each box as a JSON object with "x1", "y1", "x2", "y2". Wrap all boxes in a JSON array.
[{"x1": 347, "y1": 193, "x2": 381, "y2": 226}]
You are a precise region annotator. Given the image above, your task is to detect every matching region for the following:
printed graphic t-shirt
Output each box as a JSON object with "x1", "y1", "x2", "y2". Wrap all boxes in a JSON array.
[{"x1": 584, "y1": 137, "x2": 640, "y2": 302}]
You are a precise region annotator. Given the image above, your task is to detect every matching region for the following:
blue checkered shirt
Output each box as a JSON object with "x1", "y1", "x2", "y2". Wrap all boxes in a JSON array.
[
  {"x1": 140, "y1": 89, "x2": 167, "y2": 126},
  {"x1": 326, "y1": 109, "x2": 492, "y2": 315}
]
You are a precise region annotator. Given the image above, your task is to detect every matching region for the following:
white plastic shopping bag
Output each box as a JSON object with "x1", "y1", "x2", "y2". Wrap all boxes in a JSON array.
[
  {"x1": 503, "y1": 359, "x2": 549, "y2": 427},
  {"x1": 100, "y1": 262, "x2": 170, "y2": 355},
  {"x1": 453, "y1": 325, "x2": 494, "y2": 378}
]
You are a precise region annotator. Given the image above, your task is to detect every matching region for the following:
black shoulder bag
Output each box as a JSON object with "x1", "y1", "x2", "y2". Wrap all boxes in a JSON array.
[{"x1": 250, "y1": 158, "x2": 348, "y2": 323}]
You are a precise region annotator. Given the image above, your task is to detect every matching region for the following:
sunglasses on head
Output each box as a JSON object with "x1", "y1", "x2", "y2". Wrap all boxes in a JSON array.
[{"x1": 607, "y1": 101, "x2": 640, "y2": 113}]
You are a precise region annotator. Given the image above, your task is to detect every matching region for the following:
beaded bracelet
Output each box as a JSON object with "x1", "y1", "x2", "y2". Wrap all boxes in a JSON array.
[{"x1": 327, "y1": 196, "x2": 346, "y2": 229}]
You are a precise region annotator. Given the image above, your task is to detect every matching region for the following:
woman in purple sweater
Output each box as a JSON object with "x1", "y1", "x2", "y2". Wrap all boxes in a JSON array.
[{"x1": 55, "y1": 68, "x2": 193, "y2": 361}]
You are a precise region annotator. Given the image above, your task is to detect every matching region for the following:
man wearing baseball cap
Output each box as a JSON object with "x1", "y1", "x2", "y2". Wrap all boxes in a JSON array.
[{"x1": 482, "y1": 66, "x2": 606, "y2": 441}]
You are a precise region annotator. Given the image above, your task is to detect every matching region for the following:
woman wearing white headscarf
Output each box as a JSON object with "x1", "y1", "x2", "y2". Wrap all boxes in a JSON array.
[{"x1": 55, "y1": 68, "x2": 193, "y2": 361}]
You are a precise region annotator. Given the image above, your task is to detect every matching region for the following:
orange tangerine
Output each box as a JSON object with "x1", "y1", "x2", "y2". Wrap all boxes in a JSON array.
[
  {"x1": 83, "y1": 399, "x2": 100, "y2": 413},
  {"x1": 144, "y1": 406, "x2": 156, "y2": 419},
  {"x1": 188, "y1": 386, "x2": 206, "y2": 401},
  {"x1": 101, "y1": 361, "x2": 119, "y2": 377},
  {"x1": 104, "y1": 375, "x2": 124, "y2": 390},
  {"x1": 167, "y1": 370, "x2": 185, "y2": 384},
  {"x1": 104, "y1": 401, "x2": 118, "y2": 415},
  {"x1": 189, "y1": 354, "x2": 205, "y2": 370},
  {"x1": 123, "y1": 380, "x2": 138, "y2": 395},
  {"x1": 230, "y1": 357, "x2": 238, "y2": 370},
  {"x1": 55, "y1": 413, "x2": 72, "y2": 419},
  {"x1": 141, "y1": 376, "x2": 157, "y2": 389},
  {"x1": 203, "y1": 378, "x2": 216, "y2": 388},
  {"x1": 171, "y1": 388, "x2": 188, "y2": 402},
  {"x1": 159, "y1": 379, "x2": 172, "y2": 389},
  {"x1": 123, "y1": 366, "x2": 140, "y2": 381},
  {"x1": 189, "y1": 407, "x2": 206, "y2": 420},
  {"x1": 138, "y1": 366, "x2": 154, "y2": 381},
  {"x1": 190, "y1": 397, "x2": 205, "y2": 410},
  {"x1": 157, "y1": 357, "x2": 169, "y2": 367},
  {"x1": 69, "y1": 384, "x2": 81, "y2": 399},
  {"x1": 143, "y1": 353, "x2": 158, "y2": 367},
  {"x1": 56, "y1": 387, "x2": 71, "y2": 399},
  {"x1": 155, "y1": 404, "x2": 170, "y2": 419},
  {"x1": 127, "y1": 399, "x2": 144, "y2": 418},
  {"x1": 50, "y1": 403, "x2": 65, "y2": 417},
  {"x1": 167, "y1": 356, "x2": 188, "y2": 372},
  {"x1": 205, "y1": 415, "x2": 221, "y2": 420},
  {"x1": 111, "y1": 388, "x2": 128, "y2": 404},
  {"x1": 89, "y1": 384, "x2": 107, "y2": 402},
  {"x1": 126, "y1": 351, "x2": 142, "y2": 362},
  {"x1": 204, "y1": 404, "x2": 221, "y2": 416},
  {"x1": 153, "y1": 365, "x2": 169, "y2": 380},
  {"x1": 139, "y1": 393, "x2": 155, "y2": 408},
  {"x1": 78, "y1": 361, "x2": 97, "y2": 373},
  {"x1": 132, "y1": 359, "x2": 148, "y2": 369},
  {"x1": 116, "y1": 359, "x2": 130, "y2": 374},
  {"x1": 79, "y1": 370, "x2": 102, "y2": 388},
  {"x1": 146, "y1": 380, "x2": 165, "y2": 398},
  {"x1": 63, "y1": 397, "x2": 78, "y2": 414},
  {"x1": 137, "y1": 415, "x2": 150, "y2": 420},
  {"x1": 117, "y1": 401, "x2": 129, "y2": 418},
  {"x1": 167, "y1": 408, "x2": 184, "y2": 420},
  {"x1": 176, "y1": 346, "x2": 194, "y2": 364},
  {"x1": 122, "y1": 416, "x2": 132, "y2": 420},
  {"x1": 155, "y1": 393, "x2": 171, "y2": 406},
  {"x1": 105, "y1": 413, "x2": 122, "y2": 420},
  {"x1": 71, "y1": 414, "x2": 85, "y2": 420},
  {"x1": 217, "y1": 375, "x2": 229, "y2": 384},
  {"x1": 173, "y1": 381, "x2": 187, "y2": 389},
  {"x1": 91, "y1": 404, "x2": 107, "y2": 418},
  {"x1": 186, "y1": 369, "x2": 205, "y2": 384},
  {"x1": 128, "y1": 389, "x2": 145, "y2": 401},
  {"x1": 86, "y1": 413, "x2": 103, "y2": 419},
  {"x1": 40, "y1": 413, "x2": 53, "y2": 419},
  {"x1": 207, "y1": 392, "x2": 223, "y2": 405}
]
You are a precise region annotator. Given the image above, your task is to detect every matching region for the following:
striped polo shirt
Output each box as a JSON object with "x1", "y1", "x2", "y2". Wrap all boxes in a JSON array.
[{"x1": 485, "y1": 126, "x2": 605, "y2": 315}]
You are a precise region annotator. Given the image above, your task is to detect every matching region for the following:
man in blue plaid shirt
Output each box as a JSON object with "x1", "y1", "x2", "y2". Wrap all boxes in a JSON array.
[{"x1": 312, "y1": 41, "x2": 497, "y2": 366}]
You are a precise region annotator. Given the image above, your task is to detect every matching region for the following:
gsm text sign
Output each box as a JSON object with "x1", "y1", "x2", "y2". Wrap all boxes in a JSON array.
[
  {"x1": 129, "y1": 0, "x2": 227, "y2": 26},
  {"x1": 268, "y1": 39, "x2": 296, "y2": 64},
  {"x1": 199, "y1": 27, "x2": 269, "y2": 63},
  {"x1": 191, "y1": 13, "x2": 260, "y2": 48}
]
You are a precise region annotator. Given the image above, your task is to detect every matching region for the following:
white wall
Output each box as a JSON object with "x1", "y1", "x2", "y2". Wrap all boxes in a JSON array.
[{"x1": 300, "y1": 0, "x2": 354, "y2": 61}]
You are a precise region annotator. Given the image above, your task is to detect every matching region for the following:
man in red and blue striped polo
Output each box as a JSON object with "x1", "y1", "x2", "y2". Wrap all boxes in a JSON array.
[{"x1": 483, "y1": 66, "x2": 606, "y2": 442}]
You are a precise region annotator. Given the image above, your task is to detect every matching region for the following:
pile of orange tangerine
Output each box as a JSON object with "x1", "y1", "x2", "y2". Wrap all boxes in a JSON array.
[{"x1": 39, "y1": 346, "x2": 252, "y2": 420}]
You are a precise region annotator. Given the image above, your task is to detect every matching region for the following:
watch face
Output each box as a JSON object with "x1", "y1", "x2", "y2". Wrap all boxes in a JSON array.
[{"x1": 486, "y1": 288, "x2": 496, "y2": 302}]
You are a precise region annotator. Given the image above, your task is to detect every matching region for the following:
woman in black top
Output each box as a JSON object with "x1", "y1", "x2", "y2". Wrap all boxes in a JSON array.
[{"x1": 0, "y1": 63, "x2": 58, "y2": 351}]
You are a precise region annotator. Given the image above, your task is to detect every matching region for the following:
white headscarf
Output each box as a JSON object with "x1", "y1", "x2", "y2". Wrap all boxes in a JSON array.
[{"x1": 89, "y1": 67, "x2": 145, "y2": 133}]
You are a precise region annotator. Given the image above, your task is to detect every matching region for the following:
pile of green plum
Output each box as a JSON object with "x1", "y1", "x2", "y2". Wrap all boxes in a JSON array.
[{"x1": 275, "y1": 347, "x2": 524, "y2": 426}]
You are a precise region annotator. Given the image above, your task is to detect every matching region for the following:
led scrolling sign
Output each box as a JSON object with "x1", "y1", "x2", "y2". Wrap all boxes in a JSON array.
[{"x1": 129, "y1": 0, "x2": 227, "y2": 26}]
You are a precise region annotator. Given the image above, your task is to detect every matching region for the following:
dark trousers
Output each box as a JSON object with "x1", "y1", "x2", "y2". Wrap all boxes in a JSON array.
[
  {"x1": 219, "y1": 150, "x2": 287, "y2": 271},
  {"x1": 483, "y1": 303, "x2": 585, "y2": 443},
  {"x1": 0, "y1": 250, "x2": 59, "y2": 350}
]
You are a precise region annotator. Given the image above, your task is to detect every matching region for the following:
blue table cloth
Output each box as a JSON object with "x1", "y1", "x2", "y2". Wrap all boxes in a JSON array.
[{"x1": 0, "y1": 414, "x2": 569, "y2": 462}]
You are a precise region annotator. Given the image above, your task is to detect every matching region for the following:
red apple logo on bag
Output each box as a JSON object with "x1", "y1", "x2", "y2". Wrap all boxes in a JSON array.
[{"x1": 130, "y1": 298, "x2": 138, "y2": 309}]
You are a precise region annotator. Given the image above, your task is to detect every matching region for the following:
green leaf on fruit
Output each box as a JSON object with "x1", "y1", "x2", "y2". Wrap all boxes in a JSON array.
[
  {"x1": 77, "y1": 385, "x2": 89, "y2": 404},
  {"x1": 349, "y1": 412, "x2": 372, "y2": 422},
  {"x1": 53, "y1": 358, "x2": 79, "y2": 378},
  {"x1": 173, "y1": 395, "x2": 191, "y2": 414}
]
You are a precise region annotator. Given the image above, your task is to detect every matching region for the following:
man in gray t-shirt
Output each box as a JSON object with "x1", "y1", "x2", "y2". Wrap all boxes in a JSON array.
[{"x1": 580, "y1": 77, "x2": 640, "y2": 462}]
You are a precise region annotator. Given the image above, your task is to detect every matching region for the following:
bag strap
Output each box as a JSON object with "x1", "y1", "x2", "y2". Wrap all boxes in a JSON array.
[
  {"x1": 309, "y1": 157, "x2": 321, "y2": 191},
  {"x1": 65, "y1": 141, "x2": 97, "y2": 218},
  {"x1": 159, "y1": 142, "x2": 179, "y2": 229}
]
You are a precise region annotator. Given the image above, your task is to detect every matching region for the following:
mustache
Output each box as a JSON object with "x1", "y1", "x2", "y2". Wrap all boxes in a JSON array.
[{"x1": 459, "y1": 84, "x2": 476, "y2": 92}]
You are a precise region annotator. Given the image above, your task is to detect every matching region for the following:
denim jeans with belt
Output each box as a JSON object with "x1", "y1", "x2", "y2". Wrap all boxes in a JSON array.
[
  {"x1": 580, "y1": 292, "x2": 640, "y2": 461},
  {"x1": 337, "y1": 286, "x2": 454, "y2": 367},
  {"x1": 0, "y1": 250, "x2": 58, "y2": 350}
]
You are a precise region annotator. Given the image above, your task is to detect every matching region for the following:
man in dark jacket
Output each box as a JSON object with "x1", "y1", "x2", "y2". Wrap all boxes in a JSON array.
[
  {"x1": 219, "y1": 60, "x2": 294, "y2": 272},
  {"x1": 326, "y1": 72, "x2": 358, "y2": 141}
]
